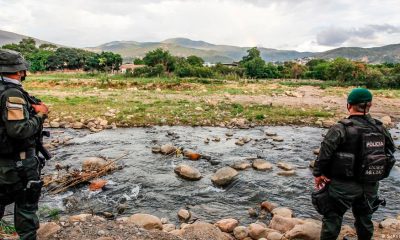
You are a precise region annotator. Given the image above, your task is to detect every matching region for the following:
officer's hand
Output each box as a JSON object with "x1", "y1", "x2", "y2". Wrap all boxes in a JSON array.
[
  {"x1": 32, "y1": 102, "x2": 49, "y2": 116},
  {"x1": 314, "y1": 175, "x2": 330, "y2": 190}
]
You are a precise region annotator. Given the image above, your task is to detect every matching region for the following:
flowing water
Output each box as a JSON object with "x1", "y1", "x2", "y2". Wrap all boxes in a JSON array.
[{"x1": 40, "y1": 126, "x2": 400, "y2": 225}]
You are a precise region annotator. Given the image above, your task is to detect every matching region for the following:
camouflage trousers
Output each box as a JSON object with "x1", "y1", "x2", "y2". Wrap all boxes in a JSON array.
[
  {"x1": 0, "y1": 184, "x2": 39, "y2": 240},
  {"x1": 320, "y1": 179, "x2": 379, "y2": 240}
]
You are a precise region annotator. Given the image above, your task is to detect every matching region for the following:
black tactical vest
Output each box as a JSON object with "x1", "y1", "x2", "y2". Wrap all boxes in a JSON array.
[
  {"x1": 331, "y1": 117, "x2": 389, "y2": 183},
  {"x1": 0, "y1": 83, "x2": 35, "y2": 155}
]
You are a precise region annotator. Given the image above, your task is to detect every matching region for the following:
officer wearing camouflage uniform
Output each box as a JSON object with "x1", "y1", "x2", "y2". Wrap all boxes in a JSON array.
[
  {"x1": 313, "y1": 88, "x2": 396, "y2": 240},
  {"x1": 0, "y1": 49, "x2": 49, "y2": 240}
]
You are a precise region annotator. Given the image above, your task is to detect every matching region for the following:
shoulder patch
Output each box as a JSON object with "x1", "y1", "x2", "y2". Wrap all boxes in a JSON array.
[{"x1": 8, "y1": 97, "x2": 26, "y2": 105}]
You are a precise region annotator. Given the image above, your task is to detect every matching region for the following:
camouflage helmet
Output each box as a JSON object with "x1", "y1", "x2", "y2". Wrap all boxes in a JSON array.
[{"x1": 0, "y1": 49, "x2": 30, "y2": 73}]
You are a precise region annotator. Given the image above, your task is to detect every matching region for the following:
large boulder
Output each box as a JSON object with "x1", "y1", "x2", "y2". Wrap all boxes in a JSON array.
[
  {"x1": 269, "y1": 215, "x2": 304, "y2": 233},
  {"x1": 261, "y1": 201, "x2": 278, "y2": 213},
  {"x1": 379, "y1": 218, "x2": 400, "y2": 229},
  {"x1": 214, "y1": 218, "x2": 239, "y2": 233},
  {"x1": 37, "y1": 222, "x2": 61, "y2": 239},
  {"x1": 174, "y1": 164, "x2": 202, "y2": 181},
  {"x1": 284, "y1": 221, "x2": 321, "y2": 240},
  {"x1": 211, "y1": 167, "x2": 238, "y2": 186},
  {"x1": 271, "y1": 207, "x2": 293, "y2": 218},
  {"x1": 181, "y1": 221, "x2": 229, "y2": 240},
  {"x1": 82, "y1": 157, "x2": 107, "y2": 172},
  {"x1": 127, "y1": 213, "x2": 163, "y2": 230},
  {"x1": 252, "y1": 159, "x2": 273, "y2": 171},
  {"x1": 233, "y1": 226, "x2": 249, "y2": 240},
  {"x1": 248, "y1": 223, "x2": 270, "y2": 239}
]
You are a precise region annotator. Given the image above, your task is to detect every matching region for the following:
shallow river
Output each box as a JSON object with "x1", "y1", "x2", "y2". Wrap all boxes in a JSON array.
[{"x1": 41, "y1": 126, "x2": 400, "y2": 225}]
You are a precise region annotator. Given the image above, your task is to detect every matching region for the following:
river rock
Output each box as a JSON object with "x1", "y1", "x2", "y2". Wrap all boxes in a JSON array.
[
  {"x1": 252, "y1": 159, "x2": 273, "y2": 171},
  {"x1": 72, "y1": 122, "x2": 84, "y2": 129},
  {"x1": 230, "y1": 118, "x2": 249, "y2": 129},
  {"x1": 127, "y1": 213, "x2": 162, "y2": 230},
  {"x1": 163, "y1": 224, "x2": 176, "y2": 232},
  {"x1": 284, "y1": 221, "x2": 321, "y2": 240},
  {"x1": 152, "y1": 146, "x2": 161, "y2": 153},
  {"x1": 177, "y1": 209, "x2": 191, "y2": 222},
  {"x1": 181, "y1": 221, "x2": 228, "y2": 240},
  {"x1": 267, "y1": 231, "x2": 285, "y2": 240},
  {"x1": 69, "y1": 214, "x2": 92, "y2": 222},
  {"x1": 174, "y1": 164, "x2": 202, "y2": 181},
  {"x1": 322, "y1": 120, "x2": 336, "y2": 128},
  {"x1": 381, "y1": 116, "x2": 392, "y2": 127},
  {"x1": 226, "y1": 132, "x2": 234, "y2": 137},
  {"x1": 261, "y1": 201, "x2": 278, "y2": 212},
  {"x1": 214, "y1": 218, "x2": 239, "y2": 233},
  {"x1": 265, "y1": 131, "x2": 277, "y2": 136},
  {"x1": 272, "y1": 136, "x2": 284, "y2": 142},
  {"x1": 248, "y1": 208, "x2": 258, "y2": 218},
  {"x1": 379, "y1": 218, "x2": 400, "y2": 229},
  {"x1": 233, "y1": 226, "x2": 249, "y2": 239},
  {"x1": 338, "y1": 225, "x2": 356, "y2": 239},
  {"x1": 211, "y1": 167, "x2": 238, "y2": 186},
  {"x1": 277, "y1": 170, "x2": 296, "y2": 176},
  {"x1": 49, "y1": 121, "x2": 60, "y2": 128},
  {"x1": 231, "y1": 161, "x2": 252, "y2": 170},
  {"x1": 183, "y1": 150, "x2": 201, "y2": 160},
  {"x1": 313, "y1": 148, "x2": 320, "y2": 155},
  {"x1": 248, "y1": 223, "x2": 270, "y2": 239},
  {"x1": 38, "y1": 222, "x2": 61, "y2": 239},
  {"x1": 82, "y1": 157, "x2": 107, "y2": 172},
  {"x1": 269, "y1": 215, "x2": 304, "y2": 233},
  {"x1": 277, "y1": 162, "x2": 294, "y2": 171},
  {"x1": 271, "y1": 207, "x2": 293, "y2": 218},
  {"x1": 235, "y1": 140, "x2": 245, "y2": 146},
  {"x1": 161, "y1": 144, "x2": 177, "y2": 155}
]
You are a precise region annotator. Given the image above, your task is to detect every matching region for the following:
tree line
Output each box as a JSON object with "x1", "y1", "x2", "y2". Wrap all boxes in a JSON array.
[
  {"x1": 2, "y1": 38, "x2": 400, "y2": 88},
  {"x1": 129, "y1": 47, "x2": 400, "y2": 88},
  {"x1": 1, "y1": 38, "x2": 122, "y2": 72}
]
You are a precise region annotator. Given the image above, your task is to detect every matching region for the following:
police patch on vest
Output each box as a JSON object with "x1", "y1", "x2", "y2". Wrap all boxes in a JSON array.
[
  {"x1": 360, "y1": 132, "x2": 388, "y2": 183},
  {"x1": 6, "y1": 101, "x2": 24, "y2": 121}
]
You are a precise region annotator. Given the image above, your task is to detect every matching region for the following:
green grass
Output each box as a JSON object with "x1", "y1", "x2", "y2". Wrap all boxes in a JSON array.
[{"x1": 0, "y1": 220, "x2": 16, "y2": 235}]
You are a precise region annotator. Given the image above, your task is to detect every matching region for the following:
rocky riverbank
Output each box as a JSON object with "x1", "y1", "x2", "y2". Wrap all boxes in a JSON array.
[{"x1": 31, "y1": 204, "x2": 400, "y2": 240}]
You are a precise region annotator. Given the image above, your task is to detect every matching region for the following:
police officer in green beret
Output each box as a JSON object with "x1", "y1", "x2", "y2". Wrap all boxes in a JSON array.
[
  {"x1": 313, "y1": 88, "x2": 396, "y2": 240},
  {"x1": 0, "y1": 49, "x2": 49, "y2": 240}
]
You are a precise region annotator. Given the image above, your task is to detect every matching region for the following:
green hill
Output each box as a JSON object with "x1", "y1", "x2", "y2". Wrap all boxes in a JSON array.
[{"x1": 0, "y1": 29, "x2": 53, "y2": 47}]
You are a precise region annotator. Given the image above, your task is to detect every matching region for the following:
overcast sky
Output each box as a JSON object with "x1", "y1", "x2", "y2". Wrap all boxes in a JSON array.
[{"x1": 1, "y1": 0, "x2": 400, "y2": 52}]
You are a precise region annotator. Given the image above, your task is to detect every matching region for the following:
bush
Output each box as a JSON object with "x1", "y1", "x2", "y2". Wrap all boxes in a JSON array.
[{"x1": 131, "y1": 64, "x2": 164, "y2": 77}]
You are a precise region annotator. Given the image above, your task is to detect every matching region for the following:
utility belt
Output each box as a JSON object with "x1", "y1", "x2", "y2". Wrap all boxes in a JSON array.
[
  {"x1": 311, "y1": 183, "x2": 386, "y2": 216},
  {"x1": 0, "y1": 149, "x2": 43, "y2": 206}
]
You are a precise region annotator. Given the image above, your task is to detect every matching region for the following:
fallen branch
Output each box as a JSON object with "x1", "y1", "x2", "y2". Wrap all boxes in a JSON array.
[{"x1": 45, "y1": 153, "x2": 129, "y2": 195}]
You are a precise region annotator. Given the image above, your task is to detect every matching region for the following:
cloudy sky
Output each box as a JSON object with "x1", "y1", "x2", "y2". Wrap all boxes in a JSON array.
[{"x1": 1, "y1": 0, "x2": 400, "y2": 52}]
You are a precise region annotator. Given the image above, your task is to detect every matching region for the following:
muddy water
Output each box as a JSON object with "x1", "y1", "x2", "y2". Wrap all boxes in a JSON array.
[{"x1": 42, "y1": 126, "x2": 400, "y2": 224}]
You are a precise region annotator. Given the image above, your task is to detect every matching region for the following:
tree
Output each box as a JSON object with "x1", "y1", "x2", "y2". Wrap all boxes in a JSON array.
[
  {"x1": 133, "y1": 58, "x2": 145, "y2": 65},
  {"x1": 186, "y1": 55, "x2": 204, "y2": 67},
  {"x1": 241, "y1": 47, "x2": 261, "y2": 64},
  {"x1": 328, "y1": 58, "x2": 356, "y2": 82},
  {"x1": 243, "y1": 57, "x2": 266, "y2": 78},
  {"x1": 143, "y1": 48, "x2": 175, "y2": 72}
]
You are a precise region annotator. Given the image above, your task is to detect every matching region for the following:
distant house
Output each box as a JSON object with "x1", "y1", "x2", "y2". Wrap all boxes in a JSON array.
[
  {"x1": 221, "y1": 62, "x2": 239, "y2": 67},
  {"x1": 119, "y1": 64, "x2": 145, "y2": 73}
]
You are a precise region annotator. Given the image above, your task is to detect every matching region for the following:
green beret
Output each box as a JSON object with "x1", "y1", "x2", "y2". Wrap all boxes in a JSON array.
[
  {"x1": 0, "y1": 49, "x2": 30, "y2": 73},
  {"x1": 347, "y1": 88, "x2": 373, "y2": 104}
]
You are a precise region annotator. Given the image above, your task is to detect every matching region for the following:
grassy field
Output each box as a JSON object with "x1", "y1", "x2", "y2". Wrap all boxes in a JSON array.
[{"x1": 24, "y1": 73, "x2": 400, "y2": 127}]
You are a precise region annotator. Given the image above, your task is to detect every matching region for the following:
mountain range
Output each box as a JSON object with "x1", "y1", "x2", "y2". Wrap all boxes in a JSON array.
[{"x1": 1, "y1": 29, "x2": 400, "y2": 63}]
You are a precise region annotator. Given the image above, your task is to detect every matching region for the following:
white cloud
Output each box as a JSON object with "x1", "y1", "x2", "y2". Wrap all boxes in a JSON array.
[{"x1": 0, "y1": 0, "x2": 399, "y2": 51}]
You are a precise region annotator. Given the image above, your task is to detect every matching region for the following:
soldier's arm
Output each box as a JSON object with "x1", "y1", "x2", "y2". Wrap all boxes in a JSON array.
[
  {"x1": 1, "y1": 88, "x2": 45, "y2": 139},
  {"x1": 313, "y1": 124, "x2": 345, "y2": 177},
  {"x1": 382, "y1": 127, "x2": 396, "y2": 154}
]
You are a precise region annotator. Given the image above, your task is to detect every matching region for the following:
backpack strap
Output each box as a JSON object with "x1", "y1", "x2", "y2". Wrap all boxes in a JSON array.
[{"x1": 339, "y1": 118, "x2": 354, "y2": 126}]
